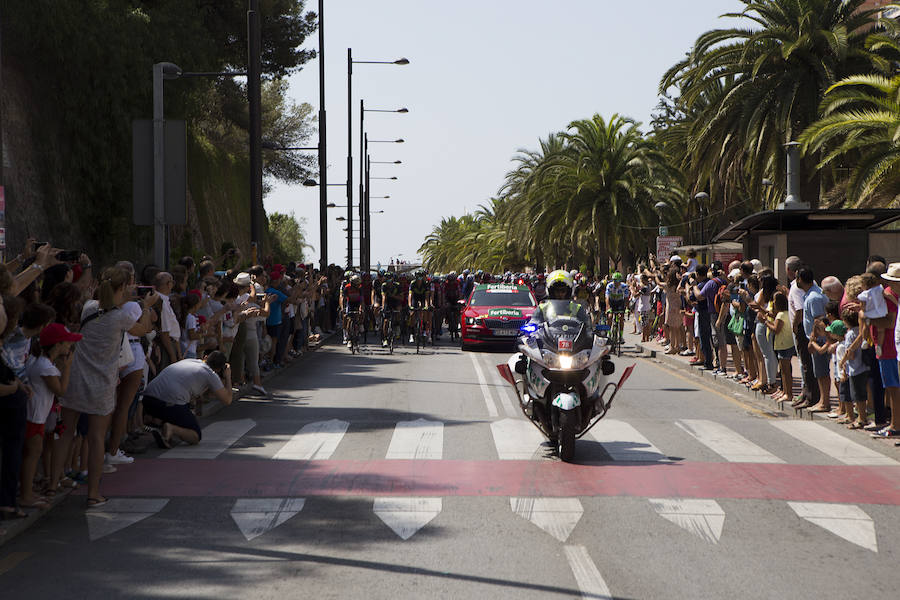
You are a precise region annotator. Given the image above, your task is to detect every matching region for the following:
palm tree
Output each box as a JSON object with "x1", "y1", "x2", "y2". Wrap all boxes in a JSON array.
[
  {"x1": 661, "y1": 0, "x2": 880, "y2": 209},
  {"x1": 800, "y1": 15, "x2": 900, "y2": 206}
]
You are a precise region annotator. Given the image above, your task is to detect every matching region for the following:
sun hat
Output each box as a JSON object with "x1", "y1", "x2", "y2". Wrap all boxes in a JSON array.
[
  {"x1": 729, "y1": 268, "x2": 741, "y2": 280},
  {"x1": 825, "y1": 320, "x2": 847, "y2": 336},
  {"x1": 881, "y1": 262, "x2": 900, "y2": 282},
  {"x1": 234, "y1": 272, "x2": 252, "y2": 286},
  {"x1": 669, "y1": 255, "x2": 683, "y2": 264},
  {"x1": 750, "y1": 259, "x2": 763, "y2": 273},
  {"x1": 40, "y1": 323, "x2": 83, "y2": 346}
]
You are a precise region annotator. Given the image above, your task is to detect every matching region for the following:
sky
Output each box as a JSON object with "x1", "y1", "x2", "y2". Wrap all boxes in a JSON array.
[{"x1": 265, "y1": 0, "x2": 747, "y2": 268}]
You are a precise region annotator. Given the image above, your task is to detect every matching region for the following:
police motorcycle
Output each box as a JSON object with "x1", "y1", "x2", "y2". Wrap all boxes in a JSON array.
[{"x1": 497, "y1": 271, "x2": 635, "y2": 462}]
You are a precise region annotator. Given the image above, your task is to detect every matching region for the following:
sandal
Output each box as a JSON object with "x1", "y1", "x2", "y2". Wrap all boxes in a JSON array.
[
  {"x1": 847, "y1": 421, "x2": 867, "y2": 430},
  {"x1": 86, "y1": 497, "x2": 108, "y2": 509},
  {"x1": 59, "y1": 477, "x2": 78, "y2": 489},
  {"x1": 836, "y1": 417, "x2": 852, "y2": 425}
]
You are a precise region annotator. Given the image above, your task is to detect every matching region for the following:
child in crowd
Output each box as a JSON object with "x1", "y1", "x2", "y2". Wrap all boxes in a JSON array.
[
  {"x1": 765, "y1": 291, "x2": 794, "y2": 403},
  {"x1": 20, "y1": 324, "x2": 81, "y2": 508},
  {"x1": 838, "y1": 310, "x2": 870, "y2": 429},
  {"x1": 636, "y1": 276, "x2": 653, "y2": 342},
  {"x1": 826, "y1": 320, "x2": 853, "y2": 424},
  {"x1": 857, "y1": 272, "x2": 886, "y2": 319},
  {"x1": 181, "y1": 293, "x2": 202, "y2": 359}
]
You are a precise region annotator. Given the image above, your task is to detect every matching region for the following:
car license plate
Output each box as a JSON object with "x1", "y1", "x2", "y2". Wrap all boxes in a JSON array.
[{"x1": 493, "y1": 328, "x2": 519, "y2": 336}]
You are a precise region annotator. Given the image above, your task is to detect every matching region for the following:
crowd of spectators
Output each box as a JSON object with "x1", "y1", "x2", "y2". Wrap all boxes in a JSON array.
[
  {"x1": 0, "y1": 240, "x2": 343, "y2": 521},
  {"x1": 633, "y1": 252, "x2": 898, "y2": 441}
]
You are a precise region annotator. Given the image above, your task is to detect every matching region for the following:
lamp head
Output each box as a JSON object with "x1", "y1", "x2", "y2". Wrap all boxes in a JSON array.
[{"x1": 394, "y1": 58, "x2": 410, "y2": 65}]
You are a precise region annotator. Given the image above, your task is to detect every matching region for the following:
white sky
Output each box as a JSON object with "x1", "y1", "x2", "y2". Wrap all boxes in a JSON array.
[{"x1": 265, "y1": 0, "x2": 746, "y2": 268}]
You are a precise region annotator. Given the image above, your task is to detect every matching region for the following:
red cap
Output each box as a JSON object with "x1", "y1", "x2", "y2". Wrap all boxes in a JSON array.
[
  {"x1": 272, "y1": 263, "x2": 286, "y2": 273},
  {"x1": 187, "y1": 289, "x2": 202, "y2": 298},
  {"x1": 269, "y1": 271, "x2": 283, "y2": 281},
  {"x1": 40, "y1": 323, "x2": 83, "y2": 346}
]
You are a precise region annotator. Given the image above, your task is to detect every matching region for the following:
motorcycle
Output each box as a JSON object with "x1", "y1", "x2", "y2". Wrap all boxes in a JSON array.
[{"x1": 497, "y1": 303, "x2": 635, "y2": 462}]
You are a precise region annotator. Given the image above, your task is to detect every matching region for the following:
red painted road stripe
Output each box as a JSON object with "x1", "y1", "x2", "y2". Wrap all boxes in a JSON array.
[{"x1": 88, "y1": 459, "x2": 900, "y2": 505}]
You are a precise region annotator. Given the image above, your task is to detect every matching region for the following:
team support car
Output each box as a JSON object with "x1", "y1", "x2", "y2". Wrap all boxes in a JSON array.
[{"x1": 460, "y1": 283, "x2": 537, "y2": 350}]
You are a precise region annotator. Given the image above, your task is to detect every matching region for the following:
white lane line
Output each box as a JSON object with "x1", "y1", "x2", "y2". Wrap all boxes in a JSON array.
[
  {"x1": 771, "y1": 421, "x2": 898, "y2": 466},
  {"x1": 788, "y1": 502, "x2": 878, "y2": 552},
  {"x1": 161, "y1": 418, "x2": 256, "y2": 459},
  {"x1": 481, "y1": 353, "x2": 520, "y2": 418},
  {"x1": 230, "y1": 498, "x2": 306, "y2": 541},
  {"x1": 490, "y1": 418, "x2": 548, "y2": 460},
  {"x1": 564, "y1": 545, "x2": 613, "y2": 599},
  {"x1": 86, "y1": 499, "x2": 169, "y2": 541},
  {"x1": 373, "y1": 497, "x2": 442, "y2": 540},
  {"x1": 511, "y1": 497, "x2": 584, "y2": 542},
  {"x1": 469, "y1": 352, "x2": 499, "y2": 417},
  {"x1": 588, "y1": 419, "x2": 668, "y2": 462},
  {"x1": 675, "y1": 419, "x2": 784, "y2": 463},
  {"x1": 274, "y1": 419, "x2": 349, "y2": 460},
  {"x1": 648, "y1": 498, "x2": 725, "y2": 544},
  {"x1": 385, "y1": 419, "x2": 443, "y2": 459}
]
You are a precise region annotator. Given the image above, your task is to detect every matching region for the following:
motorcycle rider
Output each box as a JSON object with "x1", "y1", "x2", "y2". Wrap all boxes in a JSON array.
[{"x1": 528, "y1": 270, "x2": 593, "y2": 333}]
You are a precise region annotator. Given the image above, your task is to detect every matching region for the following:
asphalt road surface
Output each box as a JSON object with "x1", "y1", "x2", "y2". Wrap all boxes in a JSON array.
[{"x1": 2, "y1": 336, "x2": 899, "y2": 599}]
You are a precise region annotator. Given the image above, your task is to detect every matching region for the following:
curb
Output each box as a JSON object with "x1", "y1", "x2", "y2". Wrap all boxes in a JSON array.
[{"x1": 0, "y1": 331, "x2": 338, "y2": 548}]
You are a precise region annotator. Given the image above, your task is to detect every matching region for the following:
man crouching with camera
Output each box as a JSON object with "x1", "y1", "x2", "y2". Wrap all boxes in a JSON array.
[{"x1": 142, "y1": 351, "x2": 232, "y2": 448}]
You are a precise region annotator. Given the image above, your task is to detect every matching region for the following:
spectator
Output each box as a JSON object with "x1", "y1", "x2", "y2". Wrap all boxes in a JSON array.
[
  {"x1": 20, "y1": 324, "x2": 81, "y2": 509},
  {"x1": 874, "y1": 263, "x2": 900, "y2": 438},
  {"x1": 752, "y1": 274, "x2": 778, "y2": 393},
  {"x1": 691, "y1": 265, "x2": 716, "y2": 370},
  {"x1": 764, "y1": 291, "x2": 794, "y2": 402},
  {"x1": 798, "y1": 268, "x2": 831, "y2": 412},
  {"x1": 154, "y1": 271, "x2": 181, "y2": 366},
  {"x1": 839, "y1": 309, "x2": 869, "y2": 430},
  {"x1": 142, "y1": 351, "x2": 233, "y2": 448},
  {"x1": 48, "y1": 267, "x2": 153, "y2": 508}
]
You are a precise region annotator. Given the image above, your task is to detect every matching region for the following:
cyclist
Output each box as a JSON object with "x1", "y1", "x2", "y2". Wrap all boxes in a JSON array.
[
  {"x1": 573, "y1": 273, "x2": 592, "y2": 313},
  {"x1": 360, "y1": 272, "x2": 374, "y2": 332},
  {"x1": 408, "y1": 270, "x2": 432, "y2": 343},
  {"x1": 380, "y1": 273, "x2": 404, "y2": 347},
  {"x1": 340, "y1": 274, "x2": 364, "y2": 348},
  {"x1": 605, "y1": 272, "x2": 630, "y2": 342},
  {"x1": 372, "y1": 270, "x2": 385, "y2": 322},
  {"x1": 443, "y1": 270, "x2": 462, "y2": 338}
]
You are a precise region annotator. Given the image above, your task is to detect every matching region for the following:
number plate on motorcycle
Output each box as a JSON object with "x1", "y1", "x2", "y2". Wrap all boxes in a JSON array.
[{"x1": 558, "y1": 339, "x2": 573, "y2": 351}]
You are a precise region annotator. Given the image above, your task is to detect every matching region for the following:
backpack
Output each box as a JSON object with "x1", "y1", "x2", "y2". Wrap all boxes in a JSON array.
[{"x1": 713, "y1": 278, "x2": 729, "y2": 314}]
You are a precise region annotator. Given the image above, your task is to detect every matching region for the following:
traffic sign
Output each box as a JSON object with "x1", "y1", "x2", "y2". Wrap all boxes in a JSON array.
[{"x1": 656, "y1": 236, "x2": 682, "y2": 259}]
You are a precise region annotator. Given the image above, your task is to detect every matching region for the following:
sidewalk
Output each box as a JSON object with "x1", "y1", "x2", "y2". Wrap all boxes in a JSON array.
[{"x1": 0, "y1": 331, "x2": 337, "y2": 547}]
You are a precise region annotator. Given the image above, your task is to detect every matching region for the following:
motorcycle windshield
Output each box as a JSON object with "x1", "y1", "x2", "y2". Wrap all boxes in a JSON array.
[{"x1": 540, "y1": 317, "x2": 592, "y2": 353}]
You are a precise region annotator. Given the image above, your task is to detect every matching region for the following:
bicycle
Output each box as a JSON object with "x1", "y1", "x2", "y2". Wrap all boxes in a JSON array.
[
  {"x1": 346, "y1": 310, "x2": 361, "y2": 354},
  {"x1": 607, "y1": 309, "x2": 625, "y2": 357},
  {"x1": 361, "y1": 304, "x2": 375, "y2": 345},
  {"x1": 445, "y1": 301, "x2": 461, "y2": 341},
  {"x1": 410, "y1": 306, "x2": 429, "y2": 354},
  {"x1": 383, "y1": 309, "x2": 401, "y2": 355}
]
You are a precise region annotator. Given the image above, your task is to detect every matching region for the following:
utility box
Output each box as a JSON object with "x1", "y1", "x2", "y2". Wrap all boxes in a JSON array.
[{"x1": 132, "y1": 119, "x2": 187, "y2": 226}]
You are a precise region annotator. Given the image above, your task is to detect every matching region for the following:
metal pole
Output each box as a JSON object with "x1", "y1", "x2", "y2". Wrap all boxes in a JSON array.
[
  {"x1": 347, "y1": 48, "x2": 353, "y2": 270},
  {"x1": 152, "y1": 63, "x2": 166, "y2": 268},
  {"x1": 317, "y1": 0, "x2": 328, "y2": 271},
  {"x1": 359, "y1": 100, "x2": 365, "y2": 271},
  {"x1": 248, "y1": 0, "x2": 262, "y2": 265},
  {"x1": 365, "y1": 151, "x2": 371, "y2": 272}
]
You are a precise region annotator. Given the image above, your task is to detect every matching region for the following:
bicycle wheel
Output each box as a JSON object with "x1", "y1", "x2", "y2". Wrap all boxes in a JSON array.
[
  {"x1": 388, "y1": 316, "x2": 394, "y2": 354},
  {"x1": 415, "y1": 311, "x2": 422, "y2": 354}
]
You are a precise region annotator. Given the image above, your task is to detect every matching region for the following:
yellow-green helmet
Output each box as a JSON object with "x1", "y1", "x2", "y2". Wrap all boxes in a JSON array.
[{"x1": 546, "y1": 269, "x2": 575, "y2": 298}]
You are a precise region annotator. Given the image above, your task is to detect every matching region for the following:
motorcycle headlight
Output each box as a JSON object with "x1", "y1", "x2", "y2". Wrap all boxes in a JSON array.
[
  {"x1": 541, "y1": 350, "x2": 560, "y2": 368},
  {"x1": 558, "y1": 354, "x2": 573, "y2": 369}
]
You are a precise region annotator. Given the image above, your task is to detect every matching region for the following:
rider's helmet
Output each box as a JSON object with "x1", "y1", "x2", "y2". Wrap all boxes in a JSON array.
[
  {"x1": 569, "y1": 269, "x2": 578, "y2": 278},
  {"x1": 448, "y1": 270, "x2": 457, "y2": 278},
  {"x1": 546, "y1": 270, "x2": 575, "y2": 300},
  {"x1": 463, "y1": 269, "x2": 470, "y2": 276},
  {"x1": 415, "y1": 270, "x2": 426, "y2": 280},
  {"x1": 378, "y1": 269, "x2": 386, "y2": 276},
  {"x1": 349, "y1": 274, "x2": 361, "y2": 285},
  {"x1": 612, "y1": 272, "x2": 623, "y2": 282},
  {"x1": 384, "y1": 271, "x2": 394, "y2": 281}
]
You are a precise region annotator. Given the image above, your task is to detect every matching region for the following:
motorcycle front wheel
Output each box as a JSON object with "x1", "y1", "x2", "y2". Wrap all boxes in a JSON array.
[{"x1": 558, "y1": 409, "x2": 577, "y2": 463}]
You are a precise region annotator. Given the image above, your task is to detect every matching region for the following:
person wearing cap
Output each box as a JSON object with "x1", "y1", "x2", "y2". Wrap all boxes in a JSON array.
[
  {"x1": 229, "y1": 272, "x2": 271, "y2": 396},
  {"x1": 874, "y1": 262, "x2": 900, "y2": 438},
  {"x1": 19, "y1": 324, "x2": 82, "y2": 510},
  {"x1": 142, "y1": 351, "x2": 233, "y2": 448}
]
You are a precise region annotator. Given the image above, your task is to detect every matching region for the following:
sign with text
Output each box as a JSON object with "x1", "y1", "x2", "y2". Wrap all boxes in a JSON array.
[{"x1": 656, "y1": 236, "x2": 682, "y2": 260}]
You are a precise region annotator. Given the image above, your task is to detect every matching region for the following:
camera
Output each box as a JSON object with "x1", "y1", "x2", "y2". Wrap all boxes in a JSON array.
[
  {"x1": 56, "y1": 250, "x2": 81, "y2": 262},
  {"x1": 137, "y1": 286, "x2": 154, "y2": 298}
]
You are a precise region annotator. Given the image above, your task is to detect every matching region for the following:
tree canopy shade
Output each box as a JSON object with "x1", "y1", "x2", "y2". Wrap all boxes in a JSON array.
[{"x1": 268, "y1": 212, "x2": 311, "y2": 263}]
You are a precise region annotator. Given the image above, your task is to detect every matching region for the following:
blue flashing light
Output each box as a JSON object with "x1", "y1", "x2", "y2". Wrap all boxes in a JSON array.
[{"x1": 520, "y1": 322, "x2": 538, "y2": 334}]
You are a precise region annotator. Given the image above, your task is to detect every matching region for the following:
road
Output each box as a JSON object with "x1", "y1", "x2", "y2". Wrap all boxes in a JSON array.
[{"x1": 2, "y1": 337, "x2": 899, "y2": 599}]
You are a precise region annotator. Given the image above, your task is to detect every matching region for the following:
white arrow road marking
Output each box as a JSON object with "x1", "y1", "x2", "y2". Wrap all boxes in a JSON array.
[
  {"x1": 490, "y1": 418, "x2": 548, "y2": 460},
  {"x1": 161, "y1": 418, "x2": 256, "y2": 459},
  {"x1": 86, "y1": 498, "x2": 169, "y2": 541},
  {"x1": 469, "y1": 352, "x2": 499, "y2": 417},
  {"x1": 230, "y1": 498, "x2": 306, "y2": 541},
  {"x1": 788, "y1": 502, "x2": 878, "y2": 552},
  {"x1": 481, "y1": 354, "x2": 521, "y2": 417},
  {"x1": 648, "y1": 498, "x2": 725, "y2": 544},
  {"x1": 385, "y1": 419, "x2": 443, "y2": 459},
  {"x1": 676, "y1": 419, "x2": 784, "y2": 463},
  {"x1": 564, "y1": 545, "x2": 613, "y2": 600},
  {"x1": 373, "y1": 497, "x2": 442, "y2": 540},
  {"x1": 510, "y1": 497, "x2": 584, "y2": 542},
  {"x1": 274, "y1": 419, "x2": 349, "y2": 460},
  {"x1": 771, "y1": 421, "x2": 898, "y2": 466},
  {"x1": 588, "y1": 419, "x2": 667, "y2": 462}
]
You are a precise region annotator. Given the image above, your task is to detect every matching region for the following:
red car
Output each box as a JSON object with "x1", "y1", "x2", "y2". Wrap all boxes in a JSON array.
[{"x1": 460, "y1": 283, "x2": 537, "y2": 350}]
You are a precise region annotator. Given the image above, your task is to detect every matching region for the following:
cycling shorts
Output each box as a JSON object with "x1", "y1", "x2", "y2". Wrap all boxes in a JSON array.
[
  {"x1": 608, "y1": 299, "x2": 626, "y2": 313},
  {"x1": 344, "y1": 302, "x2": 361, "y2": 315},
  {"x1": 411, "y1": 294, "x2": 428, "y2": 308}
]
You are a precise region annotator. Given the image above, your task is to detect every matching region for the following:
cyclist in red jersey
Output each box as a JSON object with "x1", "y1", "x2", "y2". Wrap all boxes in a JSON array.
[{"x1": 340, "y1": 274, "x2": 363, "y2": 347}]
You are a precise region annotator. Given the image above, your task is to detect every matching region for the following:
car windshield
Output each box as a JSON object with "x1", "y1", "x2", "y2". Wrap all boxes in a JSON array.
[{"x1": 469, "y1": 287, "x2": 535, "y2": 307}]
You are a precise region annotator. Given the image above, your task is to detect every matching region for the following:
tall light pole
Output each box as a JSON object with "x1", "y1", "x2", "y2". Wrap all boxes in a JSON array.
[
  {"x1": 364, "y1": 138, "x2": 403, "y2": 271},
  {"x1": 317, "y1": 0, "x2": 327, "y2": 271},
  {"x1": 248, "y1": 0, "x2": 263, "y2": 265},
  {"x1": 694, "y1": 192, "x2": 709, "y2": 261},
  {"x1": 349, "y1": 53, "x2": 408, "y2": 271}
]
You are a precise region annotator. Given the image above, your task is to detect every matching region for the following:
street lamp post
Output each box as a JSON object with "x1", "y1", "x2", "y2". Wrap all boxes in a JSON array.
[
  {"x1": 317, "y1": 0, "x2": 327, "y2": 271},
  {"x1": 694, "y1": 192, "x2": 709, "y2": 261},
  {"x1": 248, "y1": 0, "x2": 263, "y2": 265},
  {"x1": 363, "y1": 138, "x2": 403, "y2": 272}
]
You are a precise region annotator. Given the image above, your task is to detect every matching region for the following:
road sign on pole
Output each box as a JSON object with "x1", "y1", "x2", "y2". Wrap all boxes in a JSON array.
[{"x1": 656, "y1": 236, "x2": 682, "y2": 259}]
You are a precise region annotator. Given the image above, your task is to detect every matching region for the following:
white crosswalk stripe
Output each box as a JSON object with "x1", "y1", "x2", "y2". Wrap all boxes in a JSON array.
[
  {"x1": 161, "y1": 418, "x2": 256, "y2": 460},
  {"x1": 675, "y1": 419, "x2": 784, "y2": 463},
  {"x1": 385, "y1": 419, "x2": 443, "y2": 459},
  {"x1": 480, "y1": 353, "x2": 521, "y2": 417},
  {"x1": 490, "y1": 418, "x2": 549, "y2": 459},
  {"x1": 468, "y1": 352, "x2": 499, "y2": 417},
  {"x1": 770, "y1": 420, "x2": 899, "y2": 466},
  {"x1": 274, "y1": 419, "x2": 349, "y2": 460},
  {"x1": 588, "y1": 419, "x2": 668, "y2": 462}
]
